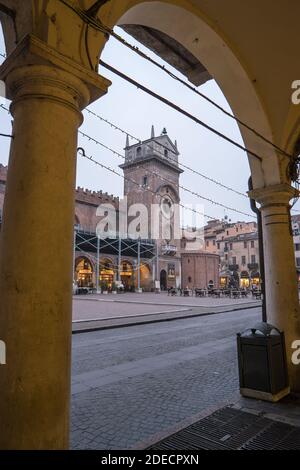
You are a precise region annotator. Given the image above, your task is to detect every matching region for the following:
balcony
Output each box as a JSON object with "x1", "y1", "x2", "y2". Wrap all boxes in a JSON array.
[
  {"x1": 248, "y1": 263, "x2": 259, "y2": 271},
  {"x1": 228, "y1": 264, "x2": 239, "y2": 271},
  {"x1": 161, "y1": 244, "x2": 177, "y2": 255}
]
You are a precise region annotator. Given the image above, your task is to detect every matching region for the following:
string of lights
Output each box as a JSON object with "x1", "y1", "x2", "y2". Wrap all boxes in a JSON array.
[
  {"x1": 57, "y1": 0, "x2": 292, "y2": 159},
  {"x1": 0, "y1": 133, "x2": 13, "y2": 138},
  {"x1": 100, "y1": 60, "x2": 264, "y2": 162},
  {"x1": 1, "y1": 75, "x2": 299, "y2": 215},
  {"x1": 106, "y1": 32, "x2": 292, "y2": 160},
  {"x1": 78, "y1": 129, "x2": 254, "y2": 218},
  {"x1": 77, "y1": 146, "x2": 253, "y2": 222},
  {"x1": 1, "y1": 100, "x2": 249, "y2": 217},
  {"x1": 54, "y1": 3, "x2": 279, "y2": 162},
  {"x1": 0, "y1": 104, "x2": 12, "y2": 138},
  {"x1": 0, "y1": 103, "x2": 9, "y2": 112},
  {"x1": 84, "y1": 108, "x2": 248, "y2": 198}
]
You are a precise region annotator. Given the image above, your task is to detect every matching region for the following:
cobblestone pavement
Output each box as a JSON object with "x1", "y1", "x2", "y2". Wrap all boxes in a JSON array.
[{"x1": 71, "y1": 307, "x2": 261, "y2": 449}]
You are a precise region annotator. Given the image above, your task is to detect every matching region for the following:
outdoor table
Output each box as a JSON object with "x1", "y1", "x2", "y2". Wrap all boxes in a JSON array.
[
  {"x1": 212, "y1": 289, "x2": 221, "y2": 298},
  {"x1": 195, "y1": 288, "x2": 205, "y2": 297},
  {"x1": 231, "y1": 290, "x2": 241, "y2": 299},
  {"x1": 253, "y1": 291, "x2": 262, "y2": 299}
]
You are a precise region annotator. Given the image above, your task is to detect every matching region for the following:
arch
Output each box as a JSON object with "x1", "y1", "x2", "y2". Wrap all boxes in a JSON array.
[
  {"x1": 99, "y1": 257, "x2": 115, "y2": 288},
  {"x1": 102, "y1": 0, "x2": 282, "y2": 189},
  {"x1": 75, "y1": 256, "x2": 94, "y2": 287},
  {"x1": 0, "y1": 1, "x2": 297, "y2": 187},
  {"x1": 120, "y1": 259, "x2": 134, "y2": 291},
  {"x1": 240, "y1": 270, "x2": 250, "y2": 288},
  {"x1": 139, "y1": 262, "x2": 152, "y2": 290},
  {"x1": 156, "y1": 183, "x2": 180, "y2": 203},
  {"x1": 251, "y1": 270, "x2": 261, "y2": 286},
  {"x1": 160, "y1": 269, "x2": 167, "y2": 290}
]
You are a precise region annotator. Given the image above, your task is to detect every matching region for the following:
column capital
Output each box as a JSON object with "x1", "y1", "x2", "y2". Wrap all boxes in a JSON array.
[
  {"x1": 248, "y1": 183, "x2": 299, "y2": 208},
  {"x1": 5, "y1": 65, "x2": 92, "y2": 121},
  {"x1": 0, "y1": 34, "x2": 111, "y2": 107}
]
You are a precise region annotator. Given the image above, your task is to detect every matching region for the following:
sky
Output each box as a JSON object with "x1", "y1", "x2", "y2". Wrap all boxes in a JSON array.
[{"x1": 2, "y1": 25, "x2": 296, "y2": 226}]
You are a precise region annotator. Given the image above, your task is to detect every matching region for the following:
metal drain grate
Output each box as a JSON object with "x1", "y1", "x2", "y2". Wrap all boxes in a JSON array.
[{"x1": 148, "y1": 407, "x2": 300, "y2": 450}]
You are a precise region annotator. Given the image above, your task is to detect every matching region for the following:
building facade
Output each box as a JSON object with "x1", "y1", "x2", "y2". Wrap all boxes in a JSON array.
[
  {"x1": 0, "y1": 130, "x2": 220, "y2": 292},
  {"x1": 204, "y1": 218, "x2": 260, "y2": 288},
  {"x1": 181, "y1": 251, "x2": 219, "y2": 289}
]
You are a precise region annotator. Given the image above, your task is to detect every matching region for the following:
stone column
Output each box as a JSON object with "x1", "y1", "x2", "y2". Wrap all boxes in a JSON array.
[
  {"x1": 0, "y1": 56, "x2": 109, "y2": 448},
  {"x1": 250, "y1": 183, "x2": 300, "y2": 392}
]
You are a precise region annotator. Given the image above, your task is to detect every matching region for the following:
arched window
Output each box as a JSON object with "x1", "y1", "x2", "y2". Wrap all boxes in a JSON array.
[
  {"x1": 136, "y1": 146, "x2": 142, "y2": 157},
  {"x1": 164, "y1": 149, "x2": 168, "y2": 158}
]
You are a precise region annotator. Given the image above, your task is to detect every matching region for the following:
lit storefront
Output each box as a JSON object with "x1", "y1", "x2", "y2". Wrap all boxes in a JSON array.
[
  {"x1": 251, "y1": 271, "x2": 261, "y2": 287},
  {"x1": 219, "y1": 269, "x2": 232, "y2": 288},
  {"x1": 100, "y1": 259, "x2": 115, "y2": 288},
  {"x1": 120, "y1": 261, "x2": 134, "y2": 290},
  {"x1": 220, "y1": 276, "x2": 228, "y2": 288},
  {"x1": 240, "y1": 270, "x2": 250, "y2": 288},
  {"x1": 76, "y1": 258, "x2": 93, "y2": 287}
]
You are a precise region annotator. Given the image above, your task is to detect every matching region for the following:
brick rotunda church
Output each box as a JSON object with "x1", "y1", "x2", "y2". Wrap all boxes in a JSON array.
[{"x1": 0, "y1": 127, "x2": 219, "y2": 291}]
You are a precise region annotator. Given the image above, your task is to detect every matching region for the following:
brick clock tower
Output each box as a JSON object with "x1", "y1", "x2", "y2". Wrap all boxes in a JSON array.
[{"x1": 120, "y1": 126, "x2": 183, "y2": 289}]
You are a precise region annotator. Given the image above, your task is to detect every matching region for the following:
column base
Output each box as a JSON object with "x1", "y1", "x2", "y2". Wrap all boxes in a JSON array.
[{"x1": 240, "y1": 387, "x2": 290, "y2": 402}]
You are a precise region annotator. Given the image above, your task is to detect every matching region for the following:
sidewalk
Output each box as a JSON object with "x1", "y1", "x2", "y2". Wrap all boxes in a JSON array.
[
  {"x1": 72, "y1": 292, "x2": 262, "y2": 332},
  {"x1": 135, "y1": 394, "x2": 300, "y2": 450}
]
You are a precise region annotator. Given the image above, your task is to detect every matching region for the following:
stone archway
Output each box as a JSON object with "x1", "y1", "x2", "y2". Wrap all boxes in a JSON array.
[
  {"x1": 108, "y1": 1, "x2": 281, "y2": 190},
  {"x1": 139, "y1": 263, "x2": 152, "y2": 291},
  {"x1": 75, "y1": 256, "x2": 94, "y2": 288},
  {"x1": 99, "y1": 257, "x2": 115, "y2": 289},
  {"x1": 240, "y1": 270, "x2": 250, "y2": 289},
  {"x1": 1, "y1": 0, "x2": 300, "y2": 449},
  {"x1": 120, "y1": 260, "x2": 134, "y2": 291}
]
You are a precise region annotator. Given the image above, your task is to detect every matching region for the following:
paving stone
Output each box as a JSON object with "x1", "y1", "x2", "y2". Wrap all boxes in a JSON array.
[{"x1": 71, "y1": 307, "x2": 261, "y2": 449}]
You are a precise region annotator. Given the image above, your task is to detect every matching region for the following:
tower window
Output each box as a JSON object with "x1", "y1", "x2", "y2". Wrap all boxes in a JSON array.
[
  {"x1": 143, "y1": 176, "x2": 148, "y2": 186},
  {"x1": 136, "y1": 146, "x2": 142, "y2": 157}
]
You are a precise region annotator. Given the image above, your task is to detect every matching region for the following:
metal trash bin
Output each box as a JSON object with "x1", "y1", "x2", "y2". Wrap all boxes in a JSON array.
[{"x1": 237, "y1": 322, "x2": 290, "y2": 402}]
